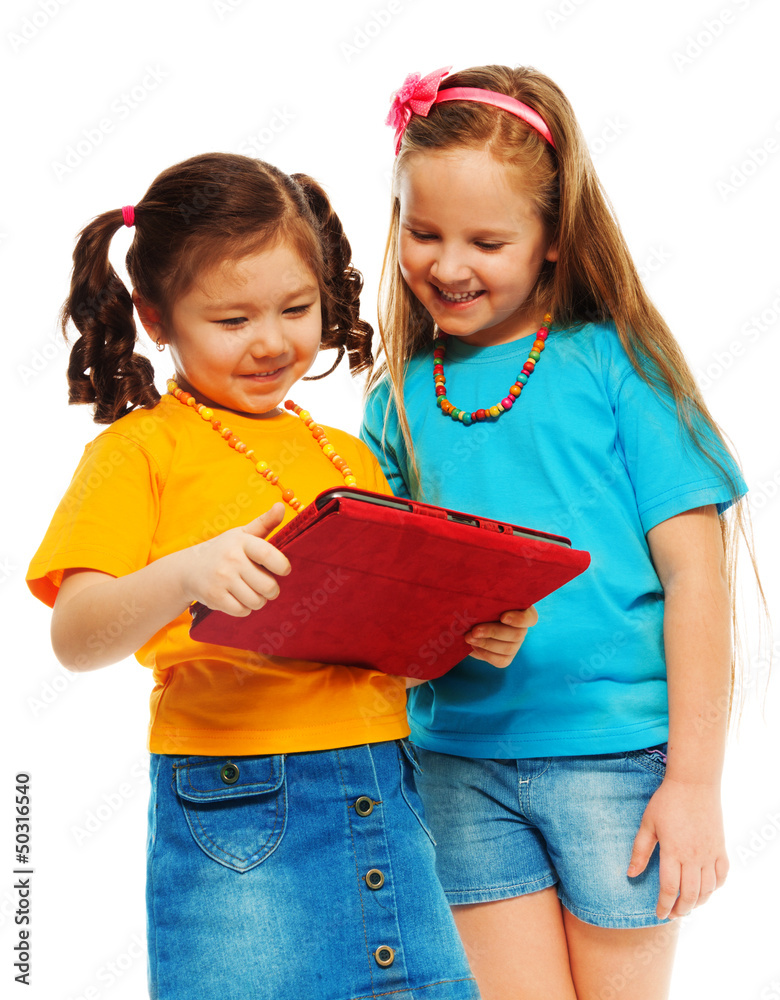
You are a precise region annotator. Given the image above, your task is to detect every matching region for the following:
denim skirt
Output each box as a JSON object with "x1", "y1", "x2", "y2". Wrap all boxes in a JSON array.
[{"x1": 146, "y1": 740, "x2": 480, "y2": 1000}]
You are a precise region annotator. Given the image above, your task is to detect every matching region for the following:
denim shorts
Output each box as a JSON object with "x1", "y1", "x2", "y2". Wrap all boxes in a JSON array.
[
  {"x1": 146, "y1": 740, "x2": 480, "y2": 1000},
  {"x1": 414, "y1": 745, "x2": 670, "y2": 929}
]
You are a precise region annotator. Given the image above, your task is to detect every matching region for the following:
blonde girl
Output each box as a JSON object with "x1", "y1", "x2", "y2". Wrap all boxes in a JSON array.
[{"x1": 362, "y1": 65, "x2": 748, "y2": 1000}]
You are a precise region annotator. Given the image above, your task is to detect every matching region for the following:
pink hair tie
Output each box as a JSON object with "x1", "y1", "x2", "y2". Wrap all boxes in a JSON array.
[
  {"x1": 387, "y1": 69, "x2": 556, "y2": 153},
  {"x1": 121, "y1": 205, "x2": 135, "y2": 227}
]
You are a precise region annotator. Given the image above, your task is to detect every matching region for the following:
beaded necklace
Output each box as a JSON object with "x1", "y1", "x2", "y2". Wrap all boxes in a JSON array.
[
  {"x1": 434, "y1": 313, "x2": 551, "y2": 424},
  {"x1": 167, "y1": 380, "x2": 357, "y2": 512}
]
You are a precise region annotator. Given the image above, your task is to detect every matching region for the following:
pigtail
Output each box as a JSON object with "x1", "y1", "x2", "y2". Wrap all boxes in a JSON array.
[
  {"x1": 62, "y1": 209, "x2": 159, "y2": 424},
  {"x1": 291, "y1": 173, "x2": 373, "y2": 378}
]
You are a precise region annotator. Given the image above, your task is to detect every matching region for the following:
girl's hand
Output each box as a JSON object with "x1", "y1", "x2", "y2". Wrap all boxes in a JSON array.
[
  {"x1": 627, "y1": 776, "x2": 729, "y2": 920},
  {"x1": 464, "y1": 607, "x2": 538, "y2": 668},
  {"x1": 178, "y1": 503, "x2": 291, "y2": 617}
]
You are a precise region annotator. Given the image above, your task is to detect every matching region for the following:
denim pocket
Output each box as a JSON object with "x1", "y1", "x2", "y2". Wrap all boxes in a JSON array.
[
  {"x1": 174, "y1": 755, "x2": 287, "y2": 872},
  {"x1": 397, "y1": 739, "x2": 436, "y2": 847},
  {"x1": 625, "y1": 744, "x2": 668, "y2": 778}
]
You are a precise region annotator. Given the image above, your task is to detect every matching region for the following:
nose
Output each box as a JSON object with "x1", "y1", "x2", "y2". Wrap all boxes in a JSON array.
[
  {"x1": 248, "y1": 319, "x2": 287, "y2": 360},
  {"x1": 429, "y1": 243, "x2": 471, "y2": 287}
]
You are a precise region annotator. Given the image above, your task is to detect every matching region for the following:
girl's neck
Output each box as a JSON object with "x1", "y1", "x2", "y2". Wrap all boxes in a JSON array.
[{"x1": 171, "y1": 375, "x2": 284, "y2": 421}]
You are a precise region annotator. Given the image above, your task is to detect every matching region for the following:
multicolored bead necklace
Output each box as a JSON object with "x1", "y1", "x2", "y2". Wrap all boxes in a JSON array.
[
  {"x1": 167, "y1": 380, "x2": 357, "y2": 512},
  {"x1": 434, "y1": 313, "x2": 552, "y2": 425}
]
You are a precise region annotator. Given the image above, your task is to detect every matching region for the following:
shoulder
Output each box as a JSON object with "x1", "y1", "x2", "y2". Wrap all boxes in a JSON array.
[
  {"x1": 76, "y1": 397, "x2": 181, "y2": 489},
  {"x1": 555, "y1": 320, "x2": 633, "y2": 375},
  {"x1": 91, "y1": 396, "x2": 178, "y2": 451}
]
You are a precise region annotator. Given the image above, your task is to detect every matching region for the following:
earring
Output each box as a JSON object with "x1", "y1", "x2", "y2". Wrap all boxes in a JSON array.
[{"x1": 155, "y1": 339, "x2": 165, "y2": 352}]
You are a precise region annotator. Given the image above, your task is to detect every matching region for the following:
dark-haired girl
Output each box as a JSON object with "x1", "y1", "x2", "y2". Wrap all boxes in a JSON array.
[{"x1": 27, "y1": 153, "x2": 532, "y2": 999}]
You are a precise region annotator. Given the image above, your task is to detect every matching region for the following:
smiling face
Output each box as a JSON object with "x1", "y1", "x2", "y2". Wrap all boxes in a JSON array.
[
  {"x1": 397, "y1": 148, "x2": 557, "y2": 347},
  {"x1": 139, "y1": 240, "x2": 322, "y2": 418}
]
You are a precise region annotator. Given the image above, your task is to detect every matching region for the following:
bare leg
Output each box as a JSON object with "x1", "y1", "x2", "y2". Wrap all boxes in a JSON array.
[
  {"x1": 451, "y1": 887, "x2": 578, "y2": 1000},
  {"x1": 563, "y1": 908, "x2": 680, "y2": 1000}
]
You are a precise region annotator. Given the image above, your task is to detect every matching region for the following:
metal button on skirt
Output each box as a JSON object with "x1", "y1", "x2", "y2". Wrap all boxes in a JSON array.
[{"x1": 146, "y1": 740, "x2": 480, "y2": 1000}]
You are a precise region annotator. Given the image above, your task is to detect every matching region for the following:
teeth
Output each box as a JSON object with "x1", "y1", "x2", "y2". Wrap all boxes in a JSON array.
[{"x1": 439, "y1": 289, "x2": 481, "y2": 302}]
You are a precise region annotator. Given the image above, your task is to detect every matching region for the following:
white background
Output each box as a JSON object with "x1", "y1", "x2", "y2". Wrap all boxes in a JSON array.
[{"x1": 1, "y1": 0, "x2": 779, "y2": 998}]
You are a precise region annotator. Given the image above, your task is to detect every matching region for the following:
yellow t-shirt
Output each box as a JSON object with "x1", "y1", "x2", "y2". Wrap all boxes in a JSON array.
[{"x1": 27, "y1": 395, "x2": 408, "y2": 755}]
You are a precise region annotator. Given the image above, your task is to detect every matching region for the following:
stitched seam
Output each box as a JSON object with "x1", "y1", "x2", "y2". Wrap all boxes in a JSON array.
[
  {"x1": 181, "y1": 788, "x2": 282, "y2": 864},
  {"x1": 336, "y1": 748, "x2": 376, "y2": 994},
  {"x1": 347, "y1": 977, "x2": 477, "y2": 999}
]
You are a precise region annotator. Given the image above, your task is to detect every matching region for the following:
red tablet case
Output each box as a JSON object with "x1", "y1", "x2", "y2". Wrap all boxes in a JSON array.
[{"x1": 189, "y1": 489, "x2": 590, "y2": 679}]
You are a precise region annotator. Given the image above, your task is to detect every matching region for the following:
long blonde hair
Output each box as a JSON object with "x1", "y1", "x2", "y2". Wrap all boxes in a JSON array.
[{"x1": 368, "y1": 64, "x2": 767, "y2": 720}]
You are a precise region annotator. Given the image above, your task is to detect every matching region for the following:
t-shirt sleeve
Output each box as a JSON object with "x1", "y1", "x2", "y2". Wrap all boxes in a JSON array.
[
  {"x1": 27, "y1": 431, "x2": 161, "y2": 608},
  {"x1": 613, "y1": 366, "x2": 747, "y2": 534},
  {"x1": 360, "y1": 384, "x2": 412, "y2": 500}
]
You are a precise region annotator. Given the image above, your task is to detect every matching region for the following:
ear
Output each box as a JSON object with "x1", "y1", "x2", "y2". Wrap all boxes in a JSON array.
[
  {"x1": 545, "y1": 240, "x2": 559, "y2": 263},
  {"x1": 132, "y1": 290, "x2": 166, "y2": 346}
]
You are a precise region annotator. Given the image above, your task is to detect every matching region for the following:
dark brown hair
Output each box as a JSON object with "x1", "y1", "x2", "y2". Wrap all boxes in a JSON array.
[{"x1": 62, "y1": 153, "x2": 373, "y2": 424}]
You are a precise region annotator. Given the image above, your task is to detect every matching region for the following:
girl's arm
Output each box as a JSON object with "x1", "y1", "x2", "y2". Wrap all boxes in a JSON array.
[
  {"x1": 627, "y1": 504, "x2": 731, "y2": 918},
  {"x1": 51, "y1": 504, "x2": 290, "y2": 671}
]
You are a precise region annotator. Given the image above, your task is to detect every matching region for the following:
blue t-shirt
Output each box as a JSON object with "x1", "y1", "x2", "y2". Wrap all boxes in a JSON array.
[{"x1": 361, "y1": 322, "x2": 746, "y2": 758}]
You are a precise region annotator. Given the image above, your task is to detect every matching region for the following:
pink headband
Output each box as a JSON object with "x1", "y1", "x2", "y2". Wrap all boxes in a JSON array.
[
  {"x1": 122, "y1": 205, "x2": 135, "y2": 227},
  {"x1": 386, "y1": 67, "x2": 556, "y2": 155}
]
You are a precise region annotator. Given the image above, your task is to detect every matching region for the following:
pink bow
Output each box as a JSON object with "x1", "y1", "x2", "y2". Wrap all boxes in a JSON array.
[{"x1": 386, "y1": 66, "x2": 451, "y2": 154}]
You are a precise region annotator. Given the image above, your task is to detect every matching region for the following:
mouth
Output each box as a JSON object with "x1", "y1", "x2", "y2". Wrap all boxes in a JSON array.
[
  {"x1": 240, "y1": 367, "x2": 285, "y2": 379},
  {"x1": 433, "y1": 285, "x2": 485, "y2": 305}
]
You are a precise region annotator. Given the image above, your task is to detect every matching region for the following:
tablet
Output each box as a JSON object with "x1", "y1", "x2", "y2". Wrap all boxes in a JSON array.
[{"x1": 189, "y1": 487, "x2": 590, "y2": 679}]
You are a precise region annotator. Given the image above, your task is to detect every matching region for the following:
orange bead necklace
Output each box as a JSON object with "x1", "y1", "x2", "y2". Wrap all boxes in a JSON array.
[{"x1": 167, "y1": 380, "x2": 357, "y2": 512}]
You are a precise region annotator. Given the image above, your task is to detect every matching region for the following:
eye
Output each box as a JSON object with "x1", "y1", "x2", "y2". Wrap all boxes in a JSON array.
[
  {"x1": 217, "y1": 317, "x2": 248, "y2": 328},
  {"x1": 475, "y1": 241, "x2": 504, "y2": 251},
  {"x1": 283, "y1": 303, "x2": 314, "y2": 316},
  {"x1": 408, "y1": 230, "x2": 438, "y2": 242}
]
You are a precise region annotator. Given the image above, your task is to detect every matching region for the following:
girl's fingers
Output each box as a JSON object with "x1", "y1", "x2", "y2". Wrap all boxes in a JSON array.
[
  {"x1": 696, "y1": 867, "x2": 718, "y2": 907},
  {"x1": 501, "y1": 607, "x2": 538, "y2": 627},
  {"x1": 244, "y1": 538, "x2": 291, "y2": 578},
  {"x1": 240, "y1": 564, "x2": 282, "y2": 603},
  {"x1": 468, "y1": 623, "x2": 527, "y2": 644},
  {"x1": 627, "y1": 823, "x2": 657, "y2": 878},
  {"x1": 656, "y1": 857, "x2": 682, "y2": 920},
  {"x1": 670, "y1": 865, "x2": 701, "y2": 919},
  {"x1": 714, "y1": 854, "x2": 729, "y2": 889},
  {"x1": 466, "y1": 635, "x2": 525, "y2": 656}
]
